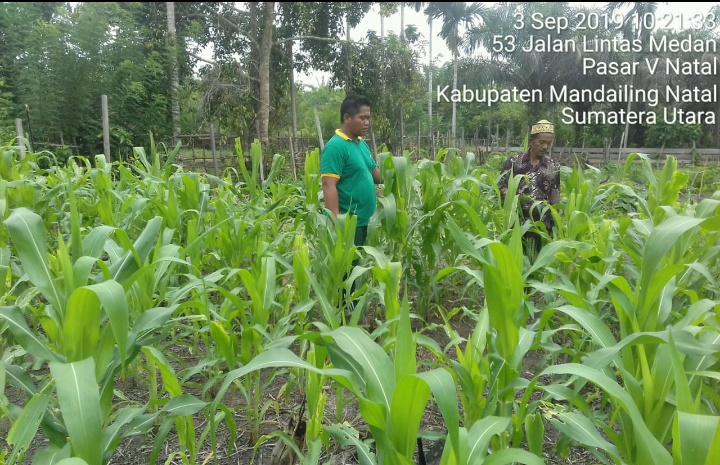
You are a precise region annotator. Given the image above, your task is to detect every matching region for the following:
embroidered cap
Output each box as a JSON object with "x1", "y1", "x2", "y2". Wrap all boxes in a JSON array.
[{"x1": 531, "y1": 119, "x2": 554, "y2": 135}]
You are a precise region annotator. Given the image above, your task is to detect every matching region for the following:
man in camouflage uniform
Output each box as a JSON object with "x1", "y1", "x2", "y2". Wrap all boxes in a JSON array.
[{"x1": 498, "y1": 119, "x2": 561, "y2": 257}]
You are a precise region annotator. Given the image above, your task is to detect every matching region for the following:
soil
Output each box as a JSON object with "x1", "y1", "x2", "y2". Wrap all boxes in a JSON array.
[{"x1": 1, "y1": 293, "x2": 602, "y2": 465}]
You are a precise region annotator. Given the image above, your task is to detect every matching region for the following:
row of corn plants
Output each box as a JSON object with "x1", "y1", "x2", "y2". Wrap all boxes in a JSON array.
[{"x1": 0, "y1": 136, "x2": 718, "y2": 465}]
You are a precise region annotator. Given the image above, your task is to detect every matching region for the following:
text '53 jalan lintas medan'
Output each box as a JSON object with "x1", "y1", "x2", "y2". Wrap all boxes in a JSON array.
[{"x1": 436, "y1": 8, "x2": 718, "y2": 127}]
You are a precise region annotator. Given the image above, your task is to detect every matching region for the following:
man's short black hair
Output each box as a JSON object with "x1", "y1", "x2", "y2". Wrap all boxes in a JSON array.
[{"x1": 340, "y1": 94, "x2": 371, "y2": 124}]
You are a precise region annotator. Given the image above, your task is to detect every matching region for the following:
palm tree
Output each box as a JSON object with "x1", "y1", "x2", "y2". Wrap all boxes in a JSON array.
[
  {"x1": 166, "y1": 2, "x2": 180, "y2": 147},
  {"x1": 605, "y1": 2, "x2": 663, "y2": 148},
  {"x1": 426, "y1": 2, "x2": 488, "y2": 146},
  {"x1": 465, "y1": 2, "x2": 595, "y2": 137},
  {"x1": 404, "y1": 2, "x2": 433, "y2": 154},
  {"x1": 379, "y1": 3, "x2": 401, "y2": 41}
]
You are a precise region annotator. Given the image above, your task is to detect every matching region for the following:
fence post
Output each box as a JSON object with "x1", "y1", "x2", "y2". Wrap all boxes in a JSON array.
[
  {"x1": 288, "y1": 129, "x2": 297, "y2": 180},
  {"x1": 210, "y1": 122, "x2": 219, "y2": 176},
  {"x1": 15, "y1": 118, "x2": 26, "y2": 158},
  {"x1": 102, "y1": 95, "x2": 111, "y2": 164}
]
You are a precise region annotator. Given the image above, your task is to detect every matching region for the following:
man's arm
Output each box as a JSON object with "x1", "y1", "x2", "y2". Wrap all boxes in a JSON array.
[
  {"x1": 498, "y1": 158, "x2": 512, "y2": 200},
  {"x1": 371, "y1": 167, "x2": 382, "y2": 184},
  {"x1": 321, "y1": 175, "x2": 340, "y2": 216},
  {"x1": 320, "y1": 143, "x2": 343, "y2": 216}
]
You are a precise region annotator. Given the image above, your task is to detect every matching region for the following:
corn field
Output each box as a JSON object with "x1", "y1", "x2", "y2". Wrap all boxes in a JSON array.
[{"x1": 0, "y1": 137, "x2": 719, "y2": 465}]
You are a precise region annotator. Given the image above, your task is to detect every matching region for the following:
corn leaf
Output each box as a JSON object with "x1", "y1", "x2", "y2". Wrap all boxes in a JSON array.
[
  {"x1": 5, "y1": 207, "x2": 64, "y2": 314},
  {"x1": 6, "y1": 381, "x2": 54, "y2": 465},
  {"x1": 49, "y1": 357, "x2": 103, "y2": 465},
  {"x1": 0, "y1": 306, "x2": 61, "y2": 362}
]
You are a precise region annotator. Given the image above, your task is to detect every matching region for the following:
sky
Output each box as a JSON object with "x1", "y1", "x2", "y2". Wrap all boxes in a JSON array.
[{"x1": 295, "y1": 1, "x2": 720, "y2": 87}]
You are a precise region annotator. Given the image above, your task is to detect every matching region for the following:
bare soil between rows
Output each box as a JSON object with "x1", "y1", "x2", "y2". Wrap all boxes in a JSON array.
[{"x1": 1, "y1": 295, "x2": 602, "y2": 465}]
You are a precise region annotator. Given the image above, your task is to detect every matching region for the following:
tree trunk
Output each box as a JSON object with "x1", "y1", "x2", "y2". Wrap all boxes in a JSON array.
[
  {"x1": 400, "y1": 106, "x2": 405, "y2": 156},
  {"x1": 288, "y1": 41, "x2": 297, "y2": 137},
  {"x1": 400, "y1": 4, "x2": 404, "y2": 43},
  {"x1": 258, "y1": 1, "x2": 274, "y2": 152},
  {"x1": 452, "y1": 52, "x2": 457, "y2": 146},
  {"x1": 166, "y1": 2, "x2": 181, "y2": 147},
  {"x1": 428, "y1": 17, "x2": 433, "y2": 157},
  {"x1": 346, "y1": 16, "x2": 352, "y2": 92}
]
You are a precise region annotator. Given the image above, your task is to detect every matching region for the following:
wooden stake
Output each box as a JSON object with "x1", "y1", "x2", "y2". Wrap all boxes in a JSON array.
[
  {"x1": 102, "y1": 95, "x2": 111, "y2": 164},
  {"x1": 288, "y1": 129, "x2": 297, "y2": 180},
  {"x1": 210, "y1": 122, "x2": 219, "y2": 176},
  {"x1": 15, "y1": 118, "x2": 26, "y2": 158}
]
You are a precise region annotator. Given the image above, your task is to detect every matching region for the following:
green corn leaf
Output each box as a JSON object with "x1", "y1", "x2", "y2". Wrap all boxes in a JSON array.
[
  {"x1": 101, "y1": 406, "x2": 146, "y2": 458},
  {"x1": 160, "y1": 394, "x2": 207, "y2": 417},
  {"x1": 72, "y1": 280, "x2": 128, "y2": 366},
  {"x1": 390, "y1": 375, "x2": 431, "y2": 458},
  {"x1": 49, "y1": 357, "x2": 103, "y2": 465},
  {"x1": 0, "y1": 306, "x2": 61, "y2": 363},
  {"x1": 63, "y1": 287, "x2": 101, "y2": 363},
  {"x1": 54, "y1": 458, "x2": 90, "y2": 465},
  {"x1": 484, "y1": 242, "x2": 521, "y2": 362},
  {"x1": 105, "y1": 216, "x2": 163, "y2": 287},
  {"x1": 142, "y1": 346, "x2": 182, "y2": 397},
  {"x1": 0, "y1": 245, "x2": 9, "y2": 296},
  {"x1": 6, "y1": 381, "x2": 54, "y2": 465},
  {"x1": 211, "y1": 348, "x2": 332, "y2": 415},
  {"x1": 66, "y1": 182, "x2": 83, "y2": 264},
  {"x1": 466, "y1": 416, "x2": 511, "y2": 463},
  {"x1": 325, "y1": 423, "x2": 378, "y2": 465},
  {"x1": 72, "y1": 257, "x2": 99, "y2": 290},
  {"x1": 704, "y1": 419, "x2": 720, "y2": 465},
  {"x1": 5, "y1": 207, "x2": 65, "y2": 314},
  {"x1": 524, "y1": 412, "x2": 544, "y2": 458},
  {"x1": 5, "y1": 364, "x2": 38, "y2": 397},
  {"x1": 638, "y1": 215, "x2": 704, "y2": 315},
  {"x1": 553, "y1": 304, "x2": 616, "y2": 348},
  {"x1": 483, "y1": 448, "x2": 547, "y2": 465},
  {"x1": 416, "y1": 368, "x2": 460, "y2": 462},
  {"x1": 31, "y1": 444, "x2": 71, "y2": 465},
  {"x1": 306, "y1": 269, "x2": 339, "y2": 329},
  {"x1": 301, "y1": 438, "x2": 323, "y2": 465},
  {"x1": 550, "y1": 412, "x2": 621, "y2": 459},
  {"x1": 325, "y1": 326, "x2": 395, "y2": 412},
  {"x1": 394, "y1": 293, "x2": 415, "y2": 382},
  {"x1": 541, "y1": 363, "x2": 672, "y2": 465},
  {"x1": 673, "y1": 412, "x2": 719, "y2": 465},
  {"x1": 208, "y1": 348, "x2": 349, "y2": 458},
  {"x1": 209, "y1": 321, "x2": 236, "y2": 370}
]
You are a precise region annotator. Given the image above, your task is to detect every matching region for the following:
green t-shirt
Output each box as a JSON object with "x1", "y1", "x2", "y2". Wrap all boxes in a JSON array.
[{"x1": 320, "y1": 129, "x2": 378, "y2": 227}]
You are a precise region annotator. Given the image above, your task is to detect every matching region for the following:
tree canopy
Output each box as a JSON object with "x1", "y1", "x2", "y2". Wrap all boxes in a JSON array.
[{"x1": 1, "y1": 1, "x2": 718, "y2": 159}]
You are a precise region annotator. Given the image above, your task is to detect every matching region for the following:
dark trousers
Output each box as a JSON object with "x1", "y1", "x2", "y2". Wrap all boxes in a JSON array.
[{"x1": 523, "y1": 231, "x2": 542, "y2": 258}]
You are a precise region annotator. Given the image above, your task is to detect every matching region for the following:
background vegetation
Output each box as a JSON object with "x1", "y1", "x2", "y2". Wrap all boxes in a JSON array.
[{"x1": 1, "y1": 2, "x2": 719, "y2": 161}]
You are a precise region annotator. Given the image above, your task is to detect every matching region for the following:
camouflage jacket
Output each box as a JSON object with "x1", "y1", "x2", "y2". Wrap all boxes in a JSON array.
[{"x1": 498, "y1": 152, "x2": 560, "y2": 229}]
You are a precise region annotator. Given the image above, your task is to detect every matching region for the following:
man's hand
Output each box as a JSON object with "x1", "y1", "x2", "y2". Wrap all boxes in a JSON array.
[{"x1": 371, "y1": 167, "x2": 382, "y2": 185}]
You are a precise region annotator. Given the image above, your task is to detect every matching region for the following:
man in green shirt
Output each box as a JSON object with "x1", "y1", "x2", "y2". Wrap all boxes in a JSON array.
[
  {"x1": 320, "y1": 95, "x2": 382, "y2": 311},
  {"x1": 321, "y1": 94, "x2": 382, "y2": 248}
]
